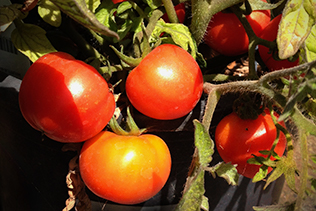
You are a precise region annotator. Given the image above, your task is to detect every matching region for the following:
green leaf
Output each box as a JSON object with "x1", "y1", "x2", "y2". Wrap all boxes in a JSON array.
[
  {"x1": 11, "y1": 21, "x2": 57, "y2": 62},
  {"x1": 279, "y1": 77, "x2": 316, "y2": 122},
  {"x1": 142, "y1": 0, "x2": 162, "y2": 10},
  {"x1": 0, "y1": 4, "x2": 23, "y2": 32},
  {"x1": 193, "y1": 120, "x2": 214, "y2": 168},
  {"x1": 151, "y1": 19, "x2": 198, "y2": 59},
  {"x1": 117, "y1": 1, "x2": 133, "y2": 14},
  {"x1": 277, "y1": 0, "x2": 316, "y2": 59},
  {"x1": 174, "y1": 169, "x2": 206, "y2": 211},
  {"x1": 110, "y1": 45, "x2": 142, "y2": 67},
  {"x1": 208, "y1": 162, "x2": 239, "y2": 185},
  {"x1": 264, "y1": 154, "x2": 297, "y2": 192},
  {"x1": 304, "y1": 24, "x2": 316, "y2": 62},
  {"x1": 85, "y1": 0, "x2": 100, "y2": 12},
  {"x1": 252, "y1": 165, "x2": 269, "y2": 182},
  {"x1": 38, "y1": 0, "x2": 62, "y2": 27},
  {"x1": 50, "y1": 0, "x2": 119, "y2": 40},
  {"x1": 248, "y1": 0, "x2": 284, "y2": 11}
]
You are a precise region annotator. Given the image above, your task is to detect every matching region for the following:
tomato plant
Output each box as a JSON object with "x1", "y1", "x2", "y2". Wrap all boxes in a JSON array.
[
  {"x1": 79, "y1": 131, "x2": 172, "y2": 205},
  {"x1": 258, "y1": 15, "x2": 299, "y2": 71},
  {"x1": 19, "y1": 52, "x2": 115, "y2": 143},
  {"x1": 125, "y1": 44, "x2": 204, "y2": 120},
  {"x1": 214, "y1": 109, "x2": 287, "y2": 179},
  {"x1": 204, "y1": 0, "x2": 271, "y2": 56},
  {"x1": 162, "y1": 3, "x2": 186, "y2": 23}
]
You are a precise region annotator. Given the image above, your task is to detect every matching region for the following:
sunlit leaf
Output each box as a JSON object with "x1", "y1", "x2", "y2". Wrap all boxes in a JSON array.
[
  {"x1": 38, "y1": 0, "x2": 62, "y2": 27},
  {"x1": 304, "y1": 24, "x2": 316, "y2": 62},
  {"x1": 174, "y1": 169, "x2": 205, "y2": 211},
  {"x1": 85, "y1": 0, "x2": 100, "y2": 12},
  {"x1": 208, "y1": 162, "x2": 239, "y2": 185},
  {"x1": 277, "y1": 0, "x2": 316, "y2": 59},
  {"x1": 193, "y1": 120, "x2": 214, "y2": 168},
  {"x1": 11, "y1": 21, "x2": 57, "y2": 62},
  {"x1": 50, "y1": 0, "x2": 119, "y2": 40},
  {"x1": 151, "y1": 19, "x2": 198, "y2": 59}
]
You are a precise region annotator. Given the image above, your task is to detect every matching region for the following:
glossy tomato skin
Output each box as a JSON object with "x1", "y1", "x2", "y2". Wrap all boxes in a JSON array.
[
  {"x1": 112, "y1": 0, "x2": 127, "y2": 4},
  {"x1": 258, "y1": 15, "x2": 299, "y2": 71},
  {"x1": 19, "y1": 52, "x2": 115, "y2": 143},
  {"x1": 125, "y1": 44, "x2": 204, "y2": 120},
  {"x1": 162, "y1": 3, "x2": 186, "y2": 23},
  {"x1": 79, "y1": 131, "x2": 172, "y2": 205},
  {"x1": 204, "y1": 0, "x2": 271, "y2": 56},
  {"x1": 215, "y1": 110, "x2": 286, "y2": 178}
]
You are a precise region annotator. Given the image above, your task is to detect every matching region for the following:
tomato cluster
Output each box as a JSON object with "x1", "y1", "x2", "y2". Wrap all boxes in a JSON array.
[{"x1": 204, "y1": 0, "x2": 271, "y2": 56}]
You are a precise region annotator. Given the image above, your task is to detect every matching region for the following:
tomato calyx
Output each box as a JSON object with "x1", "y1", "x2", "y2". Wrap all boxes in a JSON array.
[
  {"x1": 109, "y1": 107, "x2": 146, "y2": 136},
  {"x1": 233, "y1": 93, "x2": 266, "y2": 120}
]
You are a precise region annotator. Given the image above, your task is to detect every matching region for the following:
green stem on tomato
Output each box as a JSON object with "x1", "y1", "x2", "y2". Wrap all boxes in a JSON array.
[{"x1": 161, "y1": 0, "x2": 179, "y2": 23}]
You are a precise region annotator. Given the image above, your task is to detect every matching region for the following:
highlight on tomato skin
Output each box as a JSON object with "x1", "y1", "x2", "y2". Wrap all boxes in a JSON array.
[
  {"x1": 125, "y1": 44, "x2": 204, "y2": 120},
  {"x1": 214, "y1": 110, "x2": 287, "y2": 179},
  {"x1": 79, "y1": 131, "x2": 172, "y2": 205},
  {"x1": 18, "y1": 52, "x2": 116, "y2": 143}
]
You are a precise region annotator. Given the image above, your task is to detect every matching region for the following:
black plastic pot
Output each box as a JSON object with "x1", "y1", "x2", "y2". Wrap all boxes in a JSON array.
[{"x1": 0, "y1": 75, "x2": 284, "y2": 211}]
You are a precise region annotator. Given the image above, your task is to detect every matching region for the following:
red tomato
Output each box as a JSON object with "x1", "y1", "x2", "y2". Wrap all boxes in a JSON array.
[
  {"x1": 215, "y1": 110, "x2": 286, "y2": 178},
  {"x1": 19, "y1": 52, "x2": 115, "y2": 143},
  {"x1": 204, "y1": 0, "x2": 271, "y2": 56},
  {"x1": 162, "y1": 3, "x2": 186, "y2": 23},
  {"x1": 112, "y1": 0, "x2": 127, "y2": 4},
  {"x1": 125, "y1": 44, "x2": 204, "y2": 120},
  {"x1": 79, "y1": 131, "x2": 172, "y2": 205},
  {"x1": 258, "y1": 15, "x2": 299, "y2": 71}
]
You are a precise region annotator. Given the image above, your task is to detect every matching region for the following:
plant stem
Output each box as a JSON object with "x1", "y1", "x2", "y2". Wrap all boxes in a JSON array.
[{"x1": 161, "y1": 0, "x2": 179, "y2": 23}]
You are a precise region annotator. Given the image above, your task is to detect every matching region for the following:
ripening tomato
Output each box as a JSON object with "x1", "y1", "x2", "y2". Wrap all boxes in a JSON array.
[
  {"x1": 162, "y1": 3, "x2": 186, "y2": 23},
  {"x1": 125, "y1": 44, "x2": 204, "y2": 120},
  {"x1": 204, "y1": 0, "x2": 271, "y2": 56},
  {"x1": 19, "y1": 52, "x2": 115, "y2": 143},
  {"x1": 215, "y1": 110, "x2": 286, "y2": 178},
  {"x1": 79, "y1": 131, "x2": 172, "y2": 205},
  {"x1": 112, "y1": 0, "x2": 127, "y2": 4},
  {"x1": 258, "y1": 15, "x2": 299, "y2": 71}
]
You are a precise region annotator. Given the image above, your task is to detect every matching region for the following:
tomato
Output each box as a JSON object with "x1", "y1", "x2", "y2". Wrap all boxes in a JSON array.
[
  {"x1": 204, "y1": 0, "x2": 271, "y2": 56},
  {"x1": 162, "y1": 3, "x2": 186, "y2": 23},
  {"x1": 112, "y1": 0, "x2": 127, "y2": 4},
  {"x1": 79, "y1": 131, "x2": 172, "y2": 204},
  {"x1": 258, "y1": 15, "x2": 299, "y2": 71},
  {"x1": 125, "y1": 44, "x2": 204, "y2": 120},
  {"x1": 19, "y1": 52, "x2": 115, "y2": 143},
  {"x1": 214, "y1": 110, "x2": 286, "y2": 178}
]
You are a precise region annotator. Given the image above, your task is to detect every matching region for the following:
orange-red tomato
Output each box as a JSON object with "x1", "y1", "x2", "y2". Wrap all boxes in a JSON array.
[
  {"x1": 258, "y1": 15, "x2": 299, "y2": 71},
  {"x1": 19, "y1": 52, "x2": 115, "y2": 143},
  {"x1": 215, "y1": 110, "x2": 286, "y2": 178},
  {"x1": 204, "y1": 0, "x2": 271, "y2": 56},
  {"x1": 79, "y1": 131, "x2": 172, "y2": 204},
  {"x1": 125, "y1": 44, "x2": 204, "y2": 120}
]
